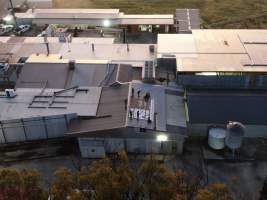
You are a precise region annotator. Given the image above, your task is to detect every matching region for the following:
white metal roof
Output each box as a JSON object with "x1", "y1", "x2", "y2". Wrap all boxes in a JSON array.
[
  {"x1": 0, "y1": 87, "x2": 102, "y2": 120},
  {"x1": 126, "y1": 82, "x2": 186, "y2": 132},
  {"x1": 16, "y1": 9, "x2": 174, "y2": 25},
  {"x1": 34, "y1": 9, "x2": 120, "y2": 14},
  {"x1": 157, "y1": 34, "x2": 197, "y2": 58},
  {"x1": 158, "y1": 30, "x2": 267, "y2": 72}
]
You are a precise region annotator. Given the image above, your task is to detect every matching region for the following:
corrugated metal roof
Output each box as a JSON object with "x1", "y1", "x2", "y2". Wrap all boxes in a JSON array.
[
  {"x1": 33, "y1": 9, "x2": 120, "y2": 19},
  {"x1": 157, "y1": 34, "x2": 197, "y2": 58},
  {"x1": 187, "y1": 90, "x2": 267, "y2": 125},
  {"x1": 16, "y1": 9, "x2": 174, "y2": 25},
  {"x1": 0, "y1": 38, "x2": 155, "y2": 66},
  {"x1": 34, "y1": 8, "x2": 120, "y2": 14},
  {"x1": 158, "y1": 30, "x2": 267, "y2": 72},
  {"x1": 116, "y1": 64, "x2": 133, "y2": 83},
  {"x1": 0, "y1": 87, "x2": 102, "y2": 120},
  {"x1": 60, "y1": 43, "x2": 155, "y2": 65},
  {"x1": 120, "y1": 15, "x2": 174, "y2": 25},
  {"x1": 126, "y1": 82, "x2": 186, "y2": 132},
  {"x1": 16, "y1": 62, "x2": 120, "y2": 89},
  {"x1": 68, "y1": 84, "x2": 129, "y2": 134}
]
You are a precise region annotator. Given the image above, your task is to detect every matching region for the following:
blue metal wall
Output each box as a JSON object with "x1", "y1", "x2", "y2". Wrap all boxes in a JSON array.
[{"x1": 177, "y1": 75, "x2": 267, "y2": 89}]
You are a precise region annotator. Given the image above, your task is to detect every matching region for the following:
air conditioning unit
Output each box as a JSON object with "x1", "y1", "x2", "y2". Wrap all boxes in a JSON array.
[
  {"x1": 5, "y1": 89, "x2": 16, "y2": 98},
  {"x1": 149, "y1": 45, "x2": 155, "y2": 54},
  {"x1": 142, "y1": 61, "x2": 155, "y2": 83},
  {"x1": 68, "y1": 60, "x2": 75, "y2": 70}
]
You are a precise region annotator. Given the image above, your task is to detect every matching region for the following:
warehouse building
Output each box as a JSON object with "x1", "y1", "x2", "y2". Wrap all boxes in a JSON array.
[
  {"x1": 69, "y1": 82, "x2": 186, "y2": 157},
  {"x1": 157, "y1": 29, "x2": 267, "y2": 138},
  {"x1": 15, "y1": 9, "x2": 174, "y2": 33},
  {"x1": 0, "y1": 82, "x2": 187, "y2": 157},
  {"x1": 0, "y1": 36, "x2": 156, "y2": 87},
  {"x1": 0, "y1": 35, "x2": 187, "y2": 157},
  {"x1": 157, "y1": 29, "x2": 267, "y2": 89}
]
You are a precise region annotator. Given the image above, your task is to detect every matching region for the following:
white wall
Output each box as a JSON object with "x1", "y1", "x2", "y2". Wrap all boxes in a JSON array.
[
  {"x1": 78, "y1": 137, "x2": 184, "y2": 158},
  {"x1": 0, "y1": 114, "x2": 77, "y2": 144}
]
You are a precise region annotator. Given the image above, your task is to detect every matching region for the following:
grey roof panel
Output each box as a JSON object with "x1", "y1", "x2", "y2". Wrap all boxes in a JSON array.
[
  {"x1": 16, "y1": 63, "x2": 120, "y2": 89},
  {"x1": 16, "y1": 63, "x2": 70, "y2": 89},
  {"x1": 68, "y1": 84, "x2": 129, "y2": 134},
  {"x1": 0, "y1": 87, "x2": 102, "y2": 120},
  {"x1": 116, "y1": 64, "x2": 133, "y2": 83},
  {"x1": 70, "y1": 64, "x2": 115, "y2": 87}
]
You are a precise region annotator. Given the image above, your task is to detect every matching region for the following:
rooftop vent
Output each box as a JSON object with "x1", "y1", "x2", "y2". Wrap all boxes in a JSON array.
[
  {"x1": 149, "y1": 45, "x2": 155, "y2": 54},
  {"x1": 5, "y1": 89, "x2": 16, "y2": 98},
  {"x1": 69, "y1": 60, "x2": 75, "y2": 70}
]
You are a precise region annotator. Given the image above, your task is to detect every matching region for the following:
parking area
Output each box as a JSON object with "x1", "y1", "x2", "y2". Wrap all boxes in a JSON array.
[{"x1": 0, "y1": 137, "x2": 266, "y2": 199}]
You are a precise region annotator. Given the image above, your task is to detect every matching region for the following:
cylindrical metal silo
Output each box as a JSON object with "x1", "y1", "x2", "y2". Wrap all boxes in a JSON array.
[
  {"x1": 208, "y1": 127, "x2": 226, "y2": 150},
  {"x1": 225, "y1": 121, "x2": 245, "y2": 150}
]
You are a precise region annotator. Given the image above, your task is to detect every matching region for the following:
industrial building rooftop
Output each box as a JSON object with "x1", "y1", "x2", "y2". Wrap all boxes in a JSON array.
[
  {"x1": 0, "y1": 36, "x2": 156, "y2": 67},
  {"x1": 15, "y1": 9, "x2": 174, "y2": 25},
  {"x1": 68, "y1": 82, "x2": 187, "y2": 136},
  {"x1": 0, "y1": 87, "x2": 101, "y2": 121},
  {"x1": 157, "y1": 29, "x2": 267, "y2": 72},
  {"x1": 16, "y1": 61, "x2": 140, "y2": 89}
]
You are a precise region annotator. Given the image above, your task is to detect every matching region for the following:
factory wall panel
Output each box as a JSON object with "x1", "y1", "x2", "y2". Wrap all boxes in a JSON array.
[
  {"x1": 2, "y1": 120, "x2": 26, "y2": 143},
  {"x1": 0, "y1": 114, "x2": 76, "y2": 144},
  {"x1": 104, "y1": 138, "x2": 125, "y2": 153},
  {"x1": 0, "y1": 128, "x2": 6, "y2": 143},
  {"x1": 126, "y1": 139, "x2": 164, "y2": 154},
  {"x1": 177, "y1": 75, "x2": 248, "y2": 89},
  {"x1": 23, "y1": 118, "x2": 47, "y2": 141},
  {"x1": 177, "y1": 75, "x2": 267, "y2": 89},
  {"x1": 66, "y1": 113, "x2": 77, "y2": 123},
  {"x1": 78, "y1": 136, "x2": 182, "y2": 157},
  {"x1": 78, "y1": 138, "x2": 106, "y2": 158},
  {"x1": 45, "y1": 115, "x2": 68, "y2": 138}
]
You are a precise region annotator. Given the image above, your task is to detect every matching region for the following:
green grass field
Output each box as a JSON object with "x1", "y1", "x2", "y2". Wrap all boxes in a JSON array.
[{"x1": 53, "y1": 0, "x2": 267, "y2": 28}]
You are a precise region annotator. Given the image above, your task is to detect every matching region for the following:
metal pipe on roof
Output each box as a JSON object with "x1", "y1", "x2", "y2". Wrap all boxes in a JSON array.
[
  {"x1": 45, "y1": 42, "x2": 50, "y2": 56},
  {"x1": 8, "y1": 0, "x2": 18, "y2": 30},
  {"x1": 92, "y1": 43, "x2": 95, "y2": 52}
]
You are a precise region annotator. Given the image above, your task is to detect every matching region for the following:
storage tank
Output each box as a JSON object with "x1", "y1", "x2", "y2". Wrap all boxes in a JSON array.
[
  {"x1": 208, "y1": 127, "x2": 226, "y2": 150},
  {"x1": 225, "y1": 121, "x2": 245, "y2": 150}
]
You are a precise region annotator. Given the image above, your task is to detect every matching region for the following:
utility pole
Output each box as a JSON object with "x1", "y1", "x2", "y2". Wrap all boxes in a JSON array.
[{"x1": 8, "y1": 0, "x2": 18, "y2": 30}]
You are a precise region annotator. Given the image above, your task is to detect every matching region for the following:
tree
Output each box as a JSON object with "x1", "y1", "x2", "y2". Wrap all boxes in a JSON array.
[
  {"x1": 51, "y1": 167, "x2": 76, "y2": 200},
  {"x1": 259, "y1": 177, "x2": 267, "y2": 200},
  {"x1": 138, "y1": 155, "x2": 176, "y2": 200},
  {"x1": 87, "y1": 151, "x2": 138, "y2": 200},
  {"x1": 196, "y1": 183, "x2": 233, "y2": 200},
  {"x1": 196, "y1": 189, "x2": 215, "y2": 200},
  {"x1": 20, "y1": 169, "x2": 47, "y2": 200},
  {"x1": 113, "y1": 151, "x2": 140, "y2": 200},
  {"x1": 0, "y1": 168, "x2": 22, "y2": 200},
  {"x1": 174, "y1": 170, "x2": 201, "y2": 200},
  {"x1": 87, "y1": 158, "x2": 120, "y2": 200},
  {"x1": 0, "y1": 168, "x2": 47, "y2": 200}
]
